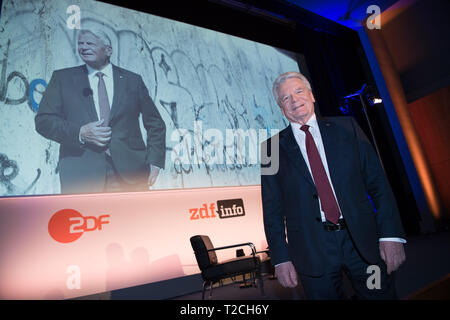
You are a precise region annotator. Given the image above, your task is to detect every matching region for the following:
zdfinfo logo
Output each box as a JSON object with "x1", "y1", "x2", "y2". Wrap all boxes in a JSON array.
[
  {"x1": 48, "y1": 209, "x2": 109, "y2": 243},
  {"x1": 189, "y1": 199, "x2": 246, "y2": 220}
]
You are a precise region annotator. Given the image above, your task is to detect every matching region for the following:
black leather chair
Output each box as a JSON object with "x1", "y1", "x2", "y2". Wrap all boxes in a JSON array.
[{"x1": 190, "y1": 235, "x2": 265, "y2": 299}]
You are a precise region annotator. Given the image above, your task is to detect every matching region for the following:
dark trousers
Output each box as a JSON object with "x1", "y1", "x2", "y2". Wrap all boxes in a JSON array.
[
  {"x1": 299, "y1": 227, "x2": 397, "y2": 300},
  {"x1": 104, "y1": 155, "x2": 148, "y2": 192}
]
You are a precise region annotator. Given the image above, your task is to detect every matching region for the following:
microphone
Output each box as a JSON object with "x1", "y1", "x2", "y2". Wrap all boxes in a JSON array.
[{"x1": 83, "y1": 88, "x2": 93, "y2": 97}]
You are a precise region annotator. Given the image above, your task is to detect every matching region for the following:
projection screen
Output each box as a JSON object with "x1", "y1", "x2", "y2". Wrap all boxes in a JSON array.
[
  {"x1": 0, "y1": 0, "x2": 302, "y2": 197},
  {"x1": 0, "y1": 0, "x2": 307, "y2": 299}
]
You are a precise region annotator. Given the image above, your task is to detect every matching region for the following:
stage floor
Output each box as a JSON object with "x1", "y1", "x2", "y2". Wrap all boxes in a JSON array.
[{"x1": 172, "y1": 230, "x2": 450, "y2": 300}]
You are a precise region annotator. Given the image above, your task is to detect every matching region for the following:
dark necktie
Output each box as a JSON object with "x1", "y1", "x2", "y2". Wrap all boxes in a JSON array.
[
  {"x1": 300, "y1": 125, "x2": 340, "y2": 224},
  {"x1": 96, "y1": 72, "x2": 111, "y2": 155},
  {"x1": 96, "y1": 72, "x2": 110, "y2": 126}
]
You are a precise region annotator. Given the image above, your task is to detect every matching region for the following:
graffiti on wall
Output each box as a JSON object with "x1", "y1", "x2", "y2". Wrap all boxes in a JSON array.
[{"x1": 0, "y1": 0, "x2": 297, "y2": 196}]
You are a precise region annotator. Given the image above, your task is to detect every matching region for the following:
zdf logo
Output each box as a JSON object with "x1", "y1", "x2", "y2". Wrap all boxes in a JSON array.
[
  {"x1": 189, "y1": 199, "x2": 246, "y2": 220},
  {"x1": 48, "y1": 209, "x2": 109, "y2": 243}
]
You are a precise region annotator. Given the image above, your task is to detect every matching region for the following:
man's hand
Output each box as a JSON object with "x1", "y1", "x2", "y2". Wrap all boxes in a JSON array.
[
  {"x1": 80, "y1": 119, "x2": 111, "y2": 147},
  {"x1": 275, "y1": 261, "x2": 298, "y2": 288},
  {"x1": 148, "y1": 165, "x2": 160, "y2": 186},
  {"x1": 379, "y1": 241, "x2": 406, "y2": 274}
]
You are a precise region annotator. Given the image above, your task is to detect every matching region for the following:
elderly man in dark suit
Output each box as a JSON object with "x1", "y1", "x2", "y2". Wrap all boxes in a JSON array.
[
  {"x1": 35, "y1": 29, "x2": 166, "y2": 194},
  {"x1": 261, "y1": 71, "x2": 406, "y2": 299}
]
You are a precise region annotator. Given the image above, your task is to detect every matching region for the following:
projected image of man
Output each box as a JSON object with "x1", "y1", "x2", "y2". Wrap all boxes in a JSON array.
[{"x1": 35, "y1": 29, "x2": 166, "y2": 194}]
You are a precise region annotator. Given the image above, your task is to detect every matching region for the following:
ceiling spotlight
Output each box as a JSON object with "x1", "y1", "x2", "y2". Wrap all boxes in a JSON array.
[{"x1": 370, "y1": 97, "x2": 383, "y2": 105}]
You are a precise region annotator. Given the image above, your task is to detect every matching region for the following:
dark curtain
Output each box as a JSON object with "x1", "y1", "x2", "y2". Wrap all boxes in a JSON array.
[{"x1": 294, "y1": 23, "x2": 421, "y2": 235}]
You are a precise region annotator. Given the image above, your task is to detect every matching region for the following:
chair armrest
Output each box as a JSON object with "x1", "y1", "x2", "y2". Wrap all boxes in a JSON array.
[{"x1": 207, "y1": 242, "x2": 257, "y2": 257}]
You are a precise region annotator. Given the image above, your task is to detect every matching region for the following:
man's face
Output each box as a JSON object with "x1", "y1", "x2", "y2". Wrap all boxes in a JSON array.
[
  {"x1": 78, "y1": 32, "x2": 111, "y2": 69},
  {"x1": 277, "y1": 77, "x2": 316, "y2": 124}
]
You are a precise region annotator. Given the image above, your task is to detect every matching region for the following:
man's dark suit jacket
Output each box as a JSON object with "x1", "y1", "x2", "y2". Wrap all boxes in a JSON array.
[
  {"x1": 35, "y1": 64, "x2": 166, "y2": 194},
  {"x1": 261, "y1": 116, "x2": 405, "y2": 276}
]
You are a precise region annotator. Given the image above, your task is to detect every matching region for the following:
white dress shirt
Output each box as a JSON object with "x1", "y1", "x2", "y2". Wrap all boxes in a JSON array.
[
  {"x1": 289, "y1": 114, "x2": 406, "y2": 244},
  {"x1": 80, "y1": 63, "x2": 159, "y2": 173},
  {"x1": 86, "y1": 63, "x2": 114, "y2": 119},
  {"x1": 79, "y1": 63, "x2": 114, "y2": 144},
  {"x1": 291, "y1": 114, "x2": 343, "y2": 222}
]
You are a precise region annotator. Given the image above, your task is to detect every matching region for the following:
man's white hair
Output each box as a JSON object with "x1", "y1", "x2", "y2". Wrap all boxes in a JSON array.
[
  {"x1": 78, "y1": 28, "x2": 112, "y2": 48},
  {"x1": 272, "y1": 71, "x2": 312, "y2": 106}
]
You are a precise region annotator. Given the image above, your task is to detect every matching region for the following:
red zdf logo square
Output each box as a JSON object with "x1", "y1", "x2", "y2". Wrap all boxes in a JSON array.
[
  {"x1": 48, "y1": 209, "x2": 110, "y2": 243},
  {"x1": 217, "y1": 199, "x2": 245, "y2": 219}
]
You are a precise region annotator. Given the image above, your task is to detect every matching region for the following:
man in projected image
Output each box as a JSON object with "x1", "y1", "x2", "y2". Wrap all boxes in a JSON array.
[
  {"x1": 261, "y1": 71, "x2": 406, "y2": 299},
  {"x1": 35, "y1": 29, "x2": 166, "y2": 194}
]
